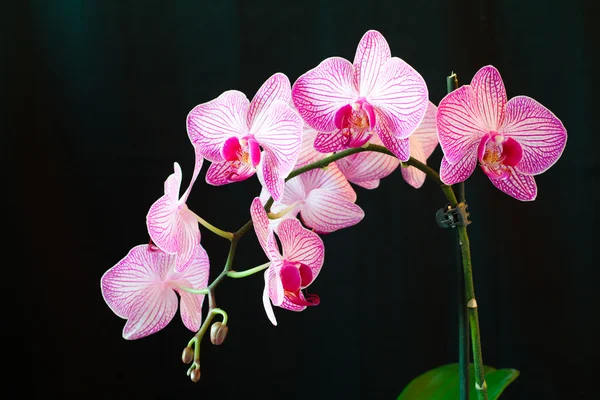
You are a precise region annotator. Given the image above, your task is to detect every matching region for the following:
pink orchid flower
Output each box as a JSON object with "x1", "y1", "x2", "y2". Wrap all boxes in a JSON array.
[
  {"x1": 335, "y1": 101, "x2": 438, "y2": 189},
  {"x1": 437, "y1": 66, "x2": 567, "y2": 201},
  {"x1": 292, "y1": 29, "x2": 429, "y2": 156},
  {"x1": 187, "y1": 73, "x2": 303, "y2": 201},
  {"x1": 264, "y1": 161, "x2": 364, "y2": 234},
  {"x1": 336, "y1": 134, "x2": 400, "y2": 189},
  {"x1": 101, "y1": 243, "x2": 210, "y2": 340},
  {"x1": 146, "y1": 153, "x2": 203, "y2": 271},
  {"x1": 250, "y1": 198, "x2": 324, "y2": 326}
]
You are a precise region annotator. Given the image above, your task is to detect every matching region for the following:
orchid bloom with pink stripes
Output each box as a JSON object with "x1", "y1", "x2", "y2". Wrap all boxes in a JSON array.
[
  {"x1": 250, "y1": 198, "x2": 324, "y2": 326},
  {"x1": 146, "y1": 153, "x2": 203, "y2": 271},
  {"x1": 265, "y1": 161, "x2": 364, "y2": 234},
  {"x1": 187, "y1": 73, "x2": 303, "y2": 201},
  {"x1": 101, "y1": 244, "x2": 210, "y2": 340},
  {"x1": 262, "y1": 125, "x2": 364, "y2": 233},
  {"x1": 292, "y1": 30, "x2": 429, "y2": 160},
  {"x1": 438, "y1": 66, "x2": 567, "y2": 201},
  {"x1": 336, "y1": 102, "x2": 439, "y2": 189}
]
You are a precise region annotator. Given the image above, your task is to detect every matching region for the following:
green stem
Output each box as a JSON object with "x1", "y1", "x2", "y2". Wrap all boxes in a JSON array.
[
  {"x1": 227, "y1": 262, "x2": 271, "y2": 278},
  {"x1": 447, "y1": 73, "x2": 470, "y2": 400},
  {"x1": 190, "y1": 211, "x2": 234, "y2": 241},
  {"x1": 458, "y1": 226, "x2": 487, "y2": 399}
]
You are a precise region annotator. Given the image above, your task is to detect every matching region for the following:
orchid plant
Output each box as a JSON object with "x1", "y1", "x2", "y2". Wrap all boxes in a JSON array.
[{"x1": 101, "y1": 30, "x2": 567, "y2": 399}]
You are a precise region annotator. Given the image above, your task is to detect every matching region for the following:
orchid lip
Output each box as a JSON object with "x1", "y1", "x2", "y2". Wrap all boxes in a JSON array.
[
  {"x1": 221, "y1": 135, "x2": 262, "y2": 169},
  {"x1": 477, "y1": 132, "x2": 523, "y2": 180},
  {"x1": 333, "y1": 97, "x2": 376, "y2": 148}
]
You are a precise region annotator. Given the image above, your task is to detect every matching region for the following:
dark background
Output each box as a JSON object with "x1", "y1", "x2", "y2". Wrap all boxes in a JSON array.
[{"x1": 11, "y1": 0, "x2": 598, "y2": 399}]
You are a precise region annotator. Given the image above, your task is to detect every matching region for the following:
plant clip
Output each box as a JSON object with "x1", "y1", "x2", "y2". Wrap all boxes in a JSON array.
[{"x1": 436, "y1": 202, "x2": 471, "y2": 229}]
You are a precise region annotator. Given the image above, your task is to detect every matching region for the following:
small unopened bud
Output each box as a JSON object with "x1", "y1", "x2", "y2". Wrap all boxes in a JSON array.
[
  {"x1": 181, "y1": 347, "x2": 194, "y2": 364},
  {"x1": 190, "y1": 368, "x2": 201, "y2": 383},
  {"x1": 210, "y1": 321, "x2": 229, "y2": 345}
]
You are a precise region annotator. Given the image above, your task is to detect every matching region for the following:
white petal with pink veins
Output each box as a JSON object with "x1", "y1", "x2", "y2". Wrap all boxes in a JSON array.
[
  {"x1": 437, "y1": 85, "x2": 489, "y2": 164},
  {"x1": 411, "y1": 101, "x2": 439, "y2": 158},
  {"x1": 302, "y1": 189, "x2": 364, "y2": 234},
  {"x1": 369, "y1": 57, "x2": 428, "y2": 139},
  {"x1": 296, "y1": 124, "x2": 328, "y2": 168},
  {"x1": 440, "y1": 151, "x2": 478, "y2": 185},
  {"x1": 187, "y1": 90, "x2": 250, "y2": 162},
  {"x1": 247, "y1": 73, "x2": 292, "y2": 126},
  {"x1": 314, "y1": 130, "x2": 349, "y2": 153},
  {"x1": 376, "y1": 122, "x2": 410, "y2": 161},
  {"x1": 205, "y1": 160, "x2": 256, "y2": 186},
  {"x1": 336, "y1": 137, "x2": 400, "y2": 188},
  {"x1": 298, "y1": 163, "x2": 356, "y2": 202},
  {"x1": 250, "y1": 197, "x2": 281, "y2": 261},
  {"x1": 353, "y1": 30, "x2": 391, "y2": 97},
  {"x1": 501, "y1": 96, "x2": 567, "y2": 176},
  {"x1": 471, "y1": 65, "x2": 507, "y2": 131},
  {"x1": 292, "y1": 57, "x2": 357, "y2": 133},
  {"x1": 252, "y1": 100, "x2": 303, "y2": 182},
  {"x1": 401, "y1": 136, "x2": 427, "y2": 189},
  {"x1": 488, "y1": 167, "x2": 537, "y2": 201},
  {"x1": 172, "y1": 245, "x2": 210, "y2": 331}
]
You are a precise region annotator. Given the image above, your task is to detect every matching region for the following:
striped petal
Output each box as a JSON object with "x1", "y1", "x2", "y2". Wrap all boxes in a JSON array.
[
  {"x1": 439, "y1": 150, "x2": 478, "y2": 185},
  {"x1": 172, "y1": 209, "x2": 201, "y2": 272},
  {"x1": 122, "y1": 286, "x2": 178, "y2": 340},
  {"x1": 187, "y1": 91, "x2": 249, "y2": 162},
  {"x1": 277, "y1": 218, "x2": 324, "y2": 282},
  {"x1": 471, "y1": 65, "x2": 507, "y2": 131},
  {"x1": 401, "y1": 136, "x2": 427, "y2": 189},
  {"x1": 412, "y1": 101, "x2": 439, "y2": 158},
  {"x1": 353, "y1": 30, "x2": 391, "y2": 96},
  {"x1": 369, "y1": 57, "x2": 429, "y2": 139},
  {"x1": 437, "y1": 85, "x2": 488, "y2": 163},
  {"x1": 180, "y1": 147, "x2": 204, "y2": 203},
  {"x1": 172, "y1": 245, "x2": 210, "y2": 331},
  {"x1": 101, "y1": 245, "x2": 178, "y2": 340},
  {"x1": 314, "y1": 130, "x2": 349, "y2": 153},
  {"x1": 250, "y1": 197, "x2": 281, "y2": 261},
  {"x1": 501, "y1": 96, "x2": 567, "y2": 175},
  {"x1": 252, "y1": 100, "x2": 303, "y2": 181},
  {"x1": 376, "y1": 121, "x2": 410, "y2": 161},
  {"x1": 248, "y1": 73, "x2": 292, "y2": 126},
  {"x1": 489, "y1": 167, "x2": 538, "y2": 201},
  {"x1": 301, "y1": 189, "x2": 364, "y2": 234},
  {"x1": 146, "y1": 163, "x2": 201, "y2": 270},
  {"x1": 260, "y1": 151, "x2": 286, "y2": 202},
  {"x1": 299, "y1": 162, "x2": 356, "y2": 202},
  {"x1": 296, "y1": 123, "x2": 328, "y2": 167},
  {"x1": 205, "y1": 160, "x2": 255, "y2": 186},
  {"x1": 292, "y1": 57, "x2": 357, "y2": 133},
  {"x1": 401, "y1": 102, "x2": 439, "y2": 188},
  {"x1": 336, "y1": 134, "x2": 400, "y2": 188}
]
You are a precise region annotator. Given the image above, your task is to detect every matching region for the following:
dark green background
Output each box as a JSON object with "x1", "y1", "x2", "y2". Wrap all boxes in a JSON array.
[{"x1": 12, "y1": 0, "x2": 598, "y2": 398}]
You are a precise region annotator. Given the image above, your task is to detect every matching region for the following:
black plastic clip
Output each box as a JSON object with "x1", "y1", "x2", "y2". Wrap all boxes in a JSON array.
[{"x1": 436, "y1": 202, "x2": 471, "y2": 228}]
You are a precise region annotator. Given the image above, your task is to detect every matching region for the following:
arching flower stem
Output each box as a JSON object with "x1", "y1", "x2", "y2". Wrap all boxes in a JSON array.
[{"x1": 184, "y1": 141, "x2": 486, "y2": 400}]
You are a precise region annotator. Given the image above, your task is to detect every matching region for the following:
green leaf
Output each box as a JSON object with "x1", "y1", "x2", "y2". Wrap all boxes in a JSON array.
[{"x1": 397, "y1": 363, "x2": 519, "y2": 400}]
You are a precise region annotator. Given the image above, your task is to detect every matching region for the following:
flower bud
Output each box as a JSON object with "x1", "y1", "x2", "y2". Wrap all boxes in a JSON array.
[
  {"x1": 181, "y1": 346, "x2": 194, "y2": 364},
  {"x1": 190, "y1": 368, "x2": 201, "y2": 383},
  {"x1": 210, "y1": 321, "x2": 228, "y2": 345}
]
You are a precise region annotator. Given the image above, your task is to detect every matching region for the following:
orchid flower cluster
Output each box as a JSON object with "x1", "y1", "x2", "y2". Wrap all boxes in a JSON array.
[{"x1": 101, "y1": 30, "x2": 566, "y2": 395}]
